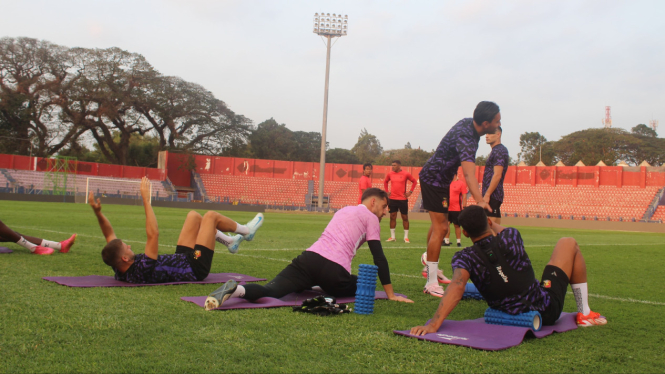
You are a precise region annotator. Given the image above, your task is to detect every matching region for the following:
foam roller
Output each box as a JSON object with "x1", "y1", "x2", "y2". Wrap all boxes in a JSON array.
[
  {"x1": 354, "y1": 264, "x2": 378, "y2": 315},
  {"x1": 462, "y1": 283, "x2": 484, "y2": 300},
  {"x1": 484, "y1": 308, "x2": 542, "y2": 331}
]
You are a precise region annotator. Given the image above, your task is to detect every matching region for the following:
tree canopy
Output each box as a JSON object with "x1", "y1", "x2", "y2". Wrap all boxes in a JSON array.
[{"x1": 351, "y1": 128, "x2": 383, "y2": 164}]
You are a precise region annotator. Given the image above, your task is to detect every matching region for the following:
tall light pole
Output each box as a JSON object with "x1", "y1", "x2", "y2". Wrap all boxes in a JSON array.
[{"x1": 313, "y1": 12, "x2": 348, "y2": 208}]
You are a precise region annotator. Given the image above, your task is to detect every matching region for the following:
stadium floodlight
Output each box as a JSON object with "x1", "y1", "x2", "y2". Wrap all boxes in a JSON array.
[{"x1": 313, "y1": 13, "x2": 348, "y2": 209}]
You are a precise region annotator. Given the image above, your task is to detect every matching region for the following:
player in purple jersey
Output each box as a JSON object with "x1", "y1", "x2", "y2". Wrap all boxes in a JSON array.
[
  {"x1": 418, "y1": 101, "x2": 501, "y2": 298},
  {"x1": 204, "y1": 188, "x2": 413, "y2": 310},
  {"x1": 482, "y1": 126, "x2": 509, "y2": 224},
  {"x1": 90, "y1": 177, "x2": 263, "y2": 284},
  {"x1": 409, "y1": 206, "x2": 607, "y2": 336}
]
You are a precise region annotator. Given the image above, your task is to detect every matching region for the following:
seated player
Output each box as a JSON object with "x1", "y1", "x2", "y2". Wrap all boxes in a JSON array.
[
  {"x1": 90, "y1": 177, "x2": 263, "y2": 284},
  {"x1": 409, "y1": 205, "x2": 607, "y2": 335},
  {"x1": 204, "y1": 188, "x2": 414, "y2": 310},
  {"x1": 0, "y1": 219, "x2": 76, "y2": 255}
]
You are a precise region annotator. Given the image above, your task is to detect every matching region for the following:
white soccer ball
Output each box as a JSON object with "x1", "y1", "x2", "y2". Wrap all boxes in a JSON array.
[{"x1": 421, "y1": 251, "x2": 428, "y2": 266}]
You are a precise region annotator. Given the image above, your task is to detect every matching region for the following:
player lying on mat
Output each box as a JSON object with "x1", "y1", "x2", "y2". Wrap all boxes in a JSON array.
[
  {"x1": 410, "y1": 205, "x2": 607, "y2": 335},
  {"x1": 0, "y1": 219, "x2": 76, "y2": 255},
  {"x1": 204, "y1": 188, "x2": 413, "y2": 310},
  {"x1": 89, "y1": 177, "x2": 263, "y2": 284}
]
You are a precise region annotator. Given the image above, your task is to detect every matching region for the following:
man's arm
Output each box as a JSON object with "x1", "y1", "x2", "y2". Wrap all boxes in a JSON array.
[
  {"x1": 462, "y1": 193, "x2": 467, "y2": 208},
  {"x1": 405, "y1": 174, "x2": 417, "y2": 198},
  {"x1": 367, "y1": 240, "x2": 413, "y2": 303},
  {"x1": 383, "y1": 174, "x2": 390, "y2": 193},
  {"x1": 483, "y1": 165, "x2": 504, "y2": 204},
  {"x1": 409, "y1": 268, "x2": 469, "y2": 335},
  {"x1": 140, "y1": 177, "x2": 159, "y2": 260},
  {"x1": 461, "y1": 161, "x2": 490, "y2": 212},
  {"x1": 88, "y1": 192, "x2": 116, "y2": 243},
  {"x1": 488, "y1": 220, "x2": 507, "y2": 235}
]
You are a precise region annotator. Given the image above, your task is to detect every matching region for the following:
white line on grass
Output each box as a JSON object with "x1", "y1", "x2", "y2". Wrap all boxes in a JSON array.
[{"x1": 566, "y1": 291, "x2": 665, "y2": 306}]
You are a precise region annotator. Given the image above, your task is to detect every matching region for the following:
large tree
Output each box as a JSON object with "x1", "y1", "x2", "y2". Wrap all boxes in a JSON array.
[
  {"x1": 326, "y1": 148, "x2": 359, "y2": 164},
  {"x1": 351, "y1": 128, "x2": 383, "y2": 164},
  {"x1": 517, "y1": 132, "x2": 555, "y2": 166}
]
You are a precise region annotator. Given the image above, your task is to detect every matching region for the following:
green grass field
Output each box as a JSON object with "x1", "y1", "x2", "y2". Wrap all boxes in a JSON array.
[{"x1": 1, "y1": 200, "x2": 664, "y2": 373}]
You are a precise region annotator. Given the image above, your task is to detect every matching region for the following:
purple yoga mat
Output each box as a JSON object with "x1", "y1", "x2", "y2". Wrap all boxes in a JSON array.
[
  {"x1": 393, "y1": 312, "x2": 578, "y2": 351},
  {"x1": 182, "y1": 290, "x2": 408, "y2": 310},
  {"x1": 42, "y1": 273, "x2": 266, "y2": 287},
  {"x1": 0, "y1": 246, "x2": 12, "y2": 254}
]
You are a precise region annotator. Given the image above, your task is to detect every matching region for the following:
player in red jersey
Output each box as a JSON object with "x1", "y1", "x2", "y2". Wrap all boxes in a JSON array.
[
  {"x1": 358, "y1": 163, "x2": 373, "y2": 204},
  {"x1": 444, "y1": 173, "x2": 467, "y2": 247},
  {"x1": 384, "y1": 160, "x2": 417, "y2": 243}
]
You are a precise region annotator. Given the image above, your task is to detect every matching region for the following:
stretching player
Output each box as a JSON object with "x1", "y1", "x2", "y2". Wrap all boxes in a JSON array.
[
  {"x1": 204, "y1": 188, "x2": 413, "y2": 310},
  {"x1": 384, "y1": 160, "x2": 417, "y2": 243},
  {"x1": 409, "y1": 205, "x2": 607, "y2": 336},
  {"x1": 0, "y1": 219, "x2": 76, "y2": 255},
  {"x1": 90, "y1": 177, "x2": 263, "y2": 284},
  {"x1": 418, "y1": 101, "x2": 500, "y2": 297},
  {"x1": 358, "y1": 163, "x2": 373, "y2": 204},
  {"x1": 444, "y1": 173, "x2": 467, "y2": 247},
  {"x1": 482, "y1": 126, "x2": 509, "y2": 224}
]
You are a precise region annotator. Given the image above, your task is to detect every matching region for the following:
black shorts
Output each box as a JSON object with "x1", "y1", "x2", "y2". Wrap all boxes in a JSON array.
[
  {"x1": 176, "y1": 244, "x2": 215, "y2": 281},
  {"x1": 539, "y1": 265, "x2": 569, "y2": 325},
  {"x1": 488, "y1": 198, "x2": 502, "y2": 218},
  {"x1": 421, "y1": 181, "x2": 450, "y2": 214},
  {"x1": 389, "y1": 199, "x2": 409, "y2": 214},
  {"x1": 275, "y1": 251, "x2": 358, "y2": 297},
  {"x1": 448, "y1": 211, "x2": 461, "y2": 226}
]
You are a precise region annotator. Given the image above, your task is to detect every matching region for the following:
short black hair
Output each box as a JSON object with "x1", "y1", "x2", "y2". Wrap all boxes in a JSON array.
[
  {"x1": 473, "y1": 101, "x2": 500, "y2": 126},
  {"x1": 363, "y1": 163, "x2": 373, "y2": 169},
  {"x1": 496, "y1": 126, "x2": 503, "y2": 134},
  {"x1": 458, "y1": 205, "x2": 490, "y2": 238},
  {"x1": 101, "y1": 238, "x2": 124, "y2": 269},
  {"x1": 361, "y1": 188, "x2": 388, "y2": 203},
  {"x1": 392, "y1": 160, "x2": 401, "y2": 165}
]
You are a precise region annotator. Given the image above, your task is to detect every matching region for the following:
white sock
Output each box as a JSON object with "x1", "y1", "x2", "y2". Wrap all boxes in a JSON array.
[
  {"x1": 17, "y1": 237, "x2": 37, "y2": 251},
  {"x1": 40, "y1": 239, "x2": 61, "y2": 250},
  {"x1": 215, "y1": 231, "x2": 234, "y2": 247},
  {"x1": 457, "y1": 239, "x2": 461, "y2": 244},
  {"x1": 444, "y1": 238, "x2": 450, "y2": 244},
  {"x1": 390, "y1": 229, "x2": 395, "y2": 239},
  {"x1": 234, "y1": 223, "x2": 249, "y2": 236},
  {"x1": 571, "y1": 283, "x2": 591, "y2": 315},
  {"x1": 404, "y1": 230, "x2": 409, "y2": 239},
  {"x1": 232, "y1": 285, "x2": 245, "y2": 298},
  {"x1": 426, "y1": 261, "x2": 439, "y2": 285}
]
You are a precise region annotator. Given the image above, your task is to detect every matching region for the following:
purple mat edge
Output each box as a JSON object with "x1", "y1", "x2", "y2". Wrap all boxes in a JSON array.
[
  {"x1": 392, "y1": 313, "x2": 578, "y2": 351},
  {"x1": 42, "y1": 273, "x2": 266, "y2": 287},
  {"x1": 0, "y1": 246, "x2": 12, "y2": 253}
]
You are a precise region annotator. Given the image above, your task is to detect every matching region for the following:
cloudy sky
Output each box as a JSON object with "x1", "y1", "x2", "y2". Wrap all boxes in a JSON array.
[{"x1": 2, "y1": 0, "x2": 663, "y2": 159}]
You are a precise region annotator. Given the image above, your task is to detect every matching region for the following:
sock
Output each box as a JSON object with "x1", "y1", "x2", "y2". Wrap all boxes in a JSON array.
[
  {"x1": 234, "y1": 223, "x2": 249, "y2": 236},
  {"x1": 426, "y1": 261, "x2": 439, "y2": 285},
  {"x1": 232, "y1": 285, "x2": 246, "y2": 298},
  {"x1": 404, "y1": 230, "x2": 409, "y2": 239},
  {"x1": 457, "y1": 239, "x2": 461, "y2": 244},
  {"x1": 444, "y1": 238, "x2": 450, "y2": 244},
  {"x1": 16, "y1": 237, "x2": 37, "y2": 252},
  {"x1": 215, "y1": 230, "x2": 234, "y2": 247},
  {"x1": 390, "y1": 229, "x2": 395, "y2": 239},
  {"x1": 571, "y1": 283, "x2": 591, "y2": 315},
  {"x1": 40, "y1": 239, "x2": 62, "y2": 250}
]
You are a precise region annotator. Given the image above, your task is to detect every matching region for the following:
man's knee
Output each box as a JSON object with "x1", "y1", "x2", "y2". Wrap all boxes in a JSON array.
[
  {"x1": 557, "y1": 237, "x2": 578, "y2": 249},
  {"x1": 187, "y1": 210, "x2": 202, "y2": 221},
  {"x1": 202, "y1": 211, "x2": 222, "y2": 224},
  {"x1": 401, "y1": 214, "x2": 409, "y2": 222}
]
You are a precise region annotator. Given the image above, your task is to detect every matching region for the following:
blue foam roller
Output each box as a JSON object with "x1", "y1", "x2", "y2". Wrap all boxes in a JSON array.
[
  {"x1": 462, "y1": 283, "x2": 484, "y2": 300},
  {"x1": 354, "y1": 264, "x2": 378, "y2": 315},
  {"x1": 483, "y1": 308, "x2": 542, "y2": 331}
]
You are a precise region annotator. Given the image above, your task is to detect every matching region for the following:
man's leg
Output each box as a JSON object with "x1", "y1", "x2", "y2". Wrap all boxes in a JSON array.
[
  {"x1": 388, "y1": 211, "x2": 398, "y2": 241},
  {"x1": 454, "y1": 224, "x2": 462, "y2": 246},
  {"x1": 423, "y1": 211, "x2": 448, "y2": 297},
  {"x1": 0, "y1": 219, "x2": 73, "y2": 254},
  {"x1": 545, "y1": 237, "x2": 607, "y2": 326},
  {"x1": 177, "y1": 211, "x2": 202, "y2": 249},
  {"x1": 489, "y1": 216, "x2": 502, "y2": 224},
  {"x1": 401, "y1": 213, "x2": 410, "y2": 242}
]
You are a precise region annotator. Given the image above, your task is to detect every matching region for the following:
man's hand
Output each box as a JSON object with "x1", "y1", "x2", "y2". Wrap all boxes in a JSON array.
[
  {"x1": 409, "y1": 324, "x2": 438, "y2": 336},
  {"x1": 483, "y1": 195, "x2": 490, "y2": 204},
  {"x1": 405, "y1": 191, "x2": 413, "y2": 198},
  {"x1": 88, "y1": 191, "x2": 101, "y2": 213},
  {"x1": 389, "y1": 295, "x2": 414, "y2": 303},
  {"x1": 140, "y1": 177, "x2": 151, "y2": 201},
  {"x1": 477, "y1": 200, "x2": 492, "y2": 212}
]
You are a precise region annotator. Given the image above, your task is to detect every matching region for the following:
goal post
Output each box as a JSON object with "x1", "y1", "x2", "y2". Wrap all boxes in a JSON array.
[{"x1": 75, "y1": 177, "x2": 153, "y2": 205}]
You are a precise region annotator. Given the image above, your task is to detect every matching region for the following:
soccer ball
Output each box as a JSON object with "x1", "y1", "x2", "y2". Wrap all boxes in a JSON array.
[{"x1": 421, "y1": 251, "x2": 428, "y2": 266}]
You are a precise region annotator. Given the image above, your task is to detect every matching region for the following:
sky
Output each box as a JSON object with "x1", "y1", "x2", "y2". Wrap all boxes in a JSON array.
[{"x1": 2, "y1": 0, "x2": 664, "y2": 159}]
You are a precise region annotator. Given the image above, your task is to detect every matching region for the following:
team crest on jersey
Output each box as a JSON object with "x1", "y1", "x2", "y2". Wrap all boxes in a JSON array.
[
  {"x1": 194, "y1": 250, "x2": 201, "y2": 259},
  {"x1": 542, "y1": 280, "x2": 551, "y2": 288},
  {"x1": 442, "y1": 198, "x2": 448, "y2": 208}
]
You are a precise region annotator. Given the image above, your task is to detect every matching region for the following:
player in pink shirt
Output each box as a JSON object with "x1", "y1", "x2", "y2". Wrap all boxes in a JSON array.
[
  {"x1": 204, "y1": 188, "x2": 413, "y2": 309},
  {"x1": 358, "y1": 163, "x2": 373, "y2": 204}
]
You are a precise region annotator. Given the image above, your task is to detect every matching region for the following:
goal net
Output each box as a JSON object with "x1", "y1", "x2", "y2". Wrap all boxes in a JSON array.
[{"x1": 74, "y1": 177, "x2": 153, "y2": 205}]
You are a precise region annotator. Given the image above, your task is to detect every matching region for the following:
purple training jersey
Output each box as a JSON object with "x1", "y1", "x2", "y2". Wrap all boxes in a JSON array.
[
  {"x1": 451, "y1": 228, "x2": 550, "y2": 315},
  {"x1": 482, "y1": 144, "x2": 510, "y2": 202},
  {"x1": 419, "y1": 118, "x2": 480, "y2": 188},
  {"x1": 115, "y1": 253, "x2": 196, "y2": 284}
]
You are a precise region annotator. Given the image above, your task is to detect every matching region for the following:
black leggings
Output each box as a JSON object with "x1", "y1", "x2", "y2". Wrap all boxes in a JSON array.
[{"x1": 243, "y1": 251, "x2": 358, "y2": 301}]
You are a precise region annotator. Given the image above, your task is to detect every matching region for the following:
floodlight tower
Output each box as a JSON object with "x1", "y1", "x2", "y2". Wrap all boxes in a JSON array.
[
  {"x1": 602, "y1": 106, "x2": 612, "y2": 128},
  {"x1": 313, "y1": 12, "x2": 348, "y2": 208},
  {"x1": 650, "y1": 119, "x2": 659, "y2": 132}
]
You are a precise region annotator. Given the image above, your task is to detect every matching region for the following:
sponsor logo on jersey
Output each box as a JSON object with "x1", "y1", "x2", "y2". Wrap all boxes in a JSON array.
[
  {"x1": 496, "y1": 266, "x2": 509, "y2": 282},
  {"x1": 542, "y1": 280, "x2": 551, "y2": 288}
]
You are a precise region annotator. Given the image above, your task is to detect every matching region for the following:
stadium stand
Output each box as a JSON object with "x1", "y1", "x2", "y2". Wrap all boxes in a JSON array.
[
  {"x1": 201, "y1": 174, "x2": 309, "y2": 207},
  {"x1": 651, "y1": 206, "x2": 665, "y2": 223},
  {"x1": 311, "y1": 180, "x2": 422, "y2": 210}
]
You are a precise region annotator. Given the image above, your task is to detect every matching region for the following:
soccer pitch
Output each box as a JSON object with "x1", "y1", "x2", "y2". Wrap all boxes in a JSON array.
[{"x1": 1, "y1": 201, "x2": 664, "y2": 373}]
